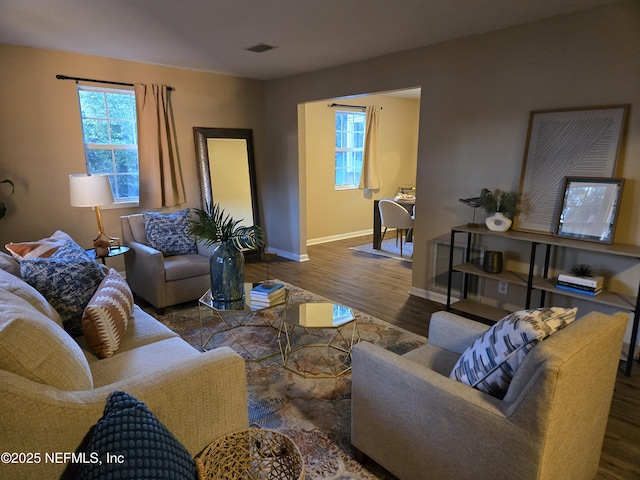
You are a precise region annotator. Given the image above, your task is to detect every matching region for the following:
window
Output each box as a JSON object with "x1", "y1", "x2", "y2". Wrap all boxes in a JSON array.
[
  {"x1": 335, "y1": 110, "x2": 365, "y2": 189},
  {"x1": 77, "y1": 86, "x2": 139, "y2": 204}
]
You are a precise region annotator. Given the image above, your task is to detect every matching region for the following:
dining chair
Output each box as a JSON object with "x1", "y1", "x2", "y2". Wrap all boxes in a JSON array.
[{"x1": 378, "y1": 199, "x2": 414, "y2": 257}]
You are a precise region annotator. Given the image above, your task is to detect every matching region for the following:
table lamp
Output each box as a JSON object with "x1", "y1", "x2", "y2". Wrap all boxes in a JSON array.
[{"x1": 69, "y1": 173, "x2": 119, "y2": 250}]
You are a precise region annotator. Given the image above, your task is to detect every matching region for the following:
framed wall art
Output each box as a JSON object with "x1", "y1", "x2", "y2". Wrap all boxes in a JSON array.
[
  {"x1": 555, "y1": 177, "x2": 624, "y2": 244},
  {"x1": 515, "y1": 105, "x2": 628, "y2": 234}
]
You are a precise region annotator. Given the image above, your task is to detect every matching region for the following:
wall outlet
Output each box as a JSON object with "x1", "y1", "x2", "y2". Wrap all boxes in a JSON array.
[{"x1": 498, "y1": 280, "x2": 509, "y2": 294}]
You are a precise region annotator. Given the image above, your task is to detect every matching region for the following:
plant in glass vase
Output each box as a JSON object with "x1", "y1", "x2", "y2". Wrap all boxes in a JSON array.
[
  {"x1": 479, "y1": 188, "x2": 521, "y2": 232},
  {"x1": 189, "y1": 202, "x2": 263, "y2": 302}
]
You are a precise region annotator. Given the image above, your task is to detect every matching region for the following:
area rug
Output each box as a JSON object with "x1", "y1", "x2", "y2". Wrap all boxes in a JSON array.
[
  {"x1": 349, "y1": 238, "x2": 413, "y2": 262},
  {"x1": 143, "y1": 282, "x2": 426, "y2": 479}
]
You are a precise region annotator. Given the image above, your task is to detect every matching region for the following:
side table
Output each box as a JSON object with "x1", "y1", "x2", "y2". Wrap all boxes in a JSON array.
[{"x1": 85, "y1": 245, "x2": 130, "y2": 265}]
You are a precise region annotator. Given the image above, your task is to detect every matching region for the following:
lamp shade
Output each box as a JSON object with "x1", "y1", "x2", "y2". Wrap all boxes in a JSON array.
[{"x1": 69, "y1": 174, "x2": 114, "y2": 207}]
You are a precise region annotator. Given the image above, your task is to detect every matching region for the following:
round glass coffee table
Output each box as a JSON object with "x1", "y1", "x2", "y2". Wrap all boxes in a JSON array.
[{"x1": 278, "y1": 302, "x2": 360, "y2": 378}]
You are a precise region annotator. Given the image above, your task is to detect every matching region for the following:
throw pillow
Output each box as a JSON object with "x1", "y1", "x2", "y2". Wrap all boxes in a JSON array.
[
  {"x1": 20, "y1": 241, "x2": 105, "y2": 336},
  {"x1": 143, "y1": 209, "x2": 197, "y2": 256},
  {"x1": 5, "y1": 230, "x2": 76, "y2": 260},
  {"x1": 450, "y1": 307, "x2": 578, "y2": 399},
  {"x1": 75, "y1": 390, "x2": 197, "y2": 480},
  {"x1": 82, "y1": 269, "x2": 134, "y2": 358}
]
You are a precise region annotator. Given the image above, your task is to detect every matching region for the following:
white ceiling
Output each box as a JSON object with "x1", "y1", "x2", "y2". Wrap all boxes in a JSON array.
[{"x1": 0, "y1": 0, "x2": 621, "y2": 80}]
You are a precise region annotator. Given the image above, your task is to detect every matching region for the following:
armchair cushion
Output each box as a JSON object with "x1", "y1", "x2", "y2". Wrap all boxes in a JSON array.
[
  {"x1": 82, "y1": 269, "x2": 134, "y2": 359},
  {"x1": 143, "y1": 209, "x2": 197, "y2": 256},
  {"x1": 20, "y1": 241, "x2": 105, "y2": 336},
  {"x1": 450, "y1": 307, "x2": 577, "y2": 399},
  {"x1": 76, "y1": 390, "x2": 197, "y2": 480}
]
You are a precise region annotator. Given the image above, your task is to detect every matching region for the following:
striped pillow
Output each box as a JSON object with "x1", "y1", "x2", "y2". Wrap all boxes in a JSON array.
[
  {"x1": 82, "y1": 269, "x2": 134, "y2": 358},
  {"x1": 450, "y1": 307, "x2": 578, "y2": 399}
]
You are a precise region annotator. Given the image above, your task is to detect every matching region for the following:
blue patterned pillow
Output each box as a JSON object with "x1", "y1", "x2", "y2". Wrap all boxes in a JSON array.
[
  {"x1": 450, "y1": 307, "x2": 578, "y2": 399},
  {"x1": 75, "y1": 390, "x2": 197, "y2": 480},
  {"x1": 20, "y1": 241, "x2": 105, "y2": 336},
  {"x1": 143, "y1": 209, "x2": 197, "y2": 256}
]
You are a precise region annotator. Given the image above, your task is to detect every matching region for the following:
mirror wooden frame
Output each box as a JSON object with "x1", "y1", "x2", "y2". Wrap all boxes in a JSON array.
[
  {"x1": 193, "y1": 127, "x2": 260, "y2": 229},
  {"x1": 554, "y1": 176, "x2": 624, "y2": 244}
]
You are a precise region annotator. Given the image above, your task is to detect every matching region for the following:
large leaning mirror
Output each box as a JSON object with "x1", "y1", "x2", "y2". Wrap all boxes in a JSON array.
[{"x1": 193, "y1": 127, "x2": 260, "y2": 248}]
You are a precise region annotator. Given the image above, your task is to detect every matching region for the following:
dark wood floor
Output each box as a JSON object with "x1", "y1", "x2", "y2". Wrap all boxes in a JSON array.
[{"x1": 245, "y1": 234, "x2": 640, "y2": 480}]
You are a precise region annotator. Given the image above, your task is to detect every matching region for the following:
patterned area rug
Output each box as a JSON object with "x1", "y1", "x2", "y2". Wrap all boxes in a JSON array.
[
  {"x1": 144, "y1": 282, "x2": 426, "y2": 479},
  {"x1": 349, "y1": 238, "x2": 413, "y2": 262}
]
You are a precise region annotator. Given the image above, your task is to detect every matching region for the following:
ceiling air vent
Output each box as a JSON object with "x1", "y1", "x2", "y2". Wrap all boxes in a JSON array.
[{"x1": 245, "y1": 43, "x2": 277, "y2": 53}]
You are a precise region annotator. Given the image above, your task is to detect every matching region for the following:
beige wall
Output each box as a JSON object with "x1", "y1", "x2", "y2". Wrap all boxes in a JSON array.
[
  {"x1": 303, "y1": 94, "x2": 419, "y2": 243},
  {"x1": 0, "y1": 44, "x2": 264, "y2": 272},
  {"x1": 263, "y1": 1, "x2": 640, "y2": 278}
]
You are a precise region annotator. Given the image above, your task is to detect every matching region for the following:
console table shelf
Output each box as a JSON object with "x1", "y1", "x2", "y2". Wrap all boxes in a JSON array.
[{"x1": 446, "y1": 224, "x2": 640, "y2": 376}]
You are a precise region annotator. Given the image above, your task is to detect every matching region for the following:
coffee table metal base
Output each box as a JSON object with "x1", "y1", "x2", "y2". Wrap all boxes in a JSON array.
[{"x1": 279, "y1": 302, "x2": 360, "y2": 378}]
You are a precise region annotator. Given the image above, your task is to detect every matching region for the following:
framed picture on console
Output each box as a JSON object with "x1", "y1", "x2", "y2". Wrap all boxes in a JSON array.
[
  {"x1": 515, "y1": 105, "x2": 628, "y2": 235},
  {"x1": 554, "y1": 176, "x2": 624, "y2": 244}
]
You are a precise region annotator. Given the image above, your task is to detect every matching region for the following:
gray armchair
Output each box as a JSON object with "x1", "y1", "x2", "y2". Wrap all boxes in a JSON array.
[
  {"x1": 120, "y1": 214, "x2": 214, "y2": 312},
  {"x1": 351, "y1": 310, "x2": 627, "y2": 480}
]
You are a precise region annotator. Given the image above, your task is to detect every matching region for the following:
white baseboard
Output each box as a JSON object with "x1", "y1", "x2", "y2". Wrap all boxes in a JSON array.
[
  {"x1": 307, "y1": 229, "x2": 373, "y2": 246},
  {"x1": 266, "y1": 247, "x2": 309, "y2": 262},
  {"x1": 409, "y1": 286, "x2": 453, "y2": 305}
]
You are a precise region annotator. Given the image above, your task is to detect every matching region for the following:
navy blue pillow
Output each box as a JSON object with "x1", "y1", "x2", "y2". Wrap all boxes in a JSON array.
[{"x1": 75, "y1": 390, "x2": 197, "y2": 480}]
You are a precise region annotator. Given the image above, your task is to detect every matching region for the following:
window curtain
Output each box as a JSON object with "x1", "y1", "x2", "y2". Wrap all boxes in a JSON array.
[
  {"x1": 134, "y1": 84, "x2": 185, "y2": 208},
  {"x1": 358, "y1": 106, "x2": 382, "y2": 190},
  {"x1": 359, "y1": 106, "x2": 381, "y2": 190}
]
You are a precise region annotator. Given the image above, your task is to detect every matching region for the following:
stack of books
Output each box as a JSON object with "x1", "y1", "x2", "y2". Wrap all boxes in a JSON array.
[
  {"x1": 249, "y1": 282, "x2": 286, "y2": 310},
  {"x1": 556, "y1": 272, "x2": 604, "y2": 296}
]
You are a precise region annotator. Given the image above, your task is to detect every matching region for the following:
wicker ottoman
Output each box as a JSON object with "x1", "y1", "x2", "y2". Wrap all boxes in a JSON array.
[{"x1": 195, "y1": 429, "x2": 304, "y2": 480}]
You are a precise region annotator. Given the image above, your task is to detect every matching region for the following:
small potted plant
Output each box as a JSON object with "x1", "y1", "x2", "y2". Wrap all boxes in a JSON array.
[
  {"x1": 0, "y1": 179, "x2": 15, "y2": 220},
  {"x1": 479, "y1": 188, "x2": 521, "y2": 231},
  {"x1": 189, "y1": 202, "x2": 263, "y2": 302}
]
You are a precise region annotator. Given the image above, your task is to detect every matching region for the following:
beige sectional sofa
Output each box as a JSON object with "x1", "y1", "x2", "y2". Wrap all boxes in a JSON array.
[{"x1": 0, "y1": 265, "x2": 248, "y2": 479}]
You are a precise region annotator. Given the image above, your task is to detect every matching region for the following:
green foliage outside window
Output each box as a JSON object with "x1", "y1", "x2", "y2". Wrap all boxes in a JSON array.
[{"x1": 77, "y1": 87, "x2": 139, "y2": 201}]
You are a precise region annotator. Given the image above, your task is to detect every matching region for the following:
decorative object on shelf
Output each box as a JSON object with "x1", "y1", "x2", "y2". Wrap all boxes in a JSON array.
[
  {"x1": 482, "y1": 250, "x2": 504, "y2": 274},
  {"x1": 557, "y1": 266, "x2": 604, "y2": 296},
  {"x1": 69, "y1": 173, "x2": 120, "y2": 247},
  {"x1": 568, "y1": 263, "x2": 595, "y2": 277},
  {"x1": 480, "y1": 189, "x2": 520, "y2": 232},
  {"x1": 458, "y1": 191, "x2": 485, "y2": 227},
  {"x1": 516, "y1": 105, "x2": 628, "y2": 234},
  {"x1": 555, "y1": 177, "x2": 624, "y2": 244},
  {"x1": 0, "y1": 178, "x2": 14, "y2": 220},
  {"x1": 485, "y1": 212, "x2": 512, "y2": 232},
  {"x1": 189, "y1": 203, "x2": 263, "y2": 302}
]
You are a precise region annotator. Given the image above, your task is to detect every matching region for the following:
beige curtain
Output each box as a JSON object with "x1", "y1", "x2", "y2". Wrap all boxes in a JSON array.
[
  {"x1": 134, "y1": 84, "x2": 185, "y2": 208},
  {"x1": 359, "y1": 106, "x2": 381, "y2": 190}
]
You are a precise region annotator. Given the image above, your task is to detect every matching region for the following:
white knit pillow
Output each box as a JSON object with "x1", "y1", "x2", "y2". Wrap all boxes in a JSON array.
[{"x1": 81, "y1": 269, "x2": 134, "y2": 359}]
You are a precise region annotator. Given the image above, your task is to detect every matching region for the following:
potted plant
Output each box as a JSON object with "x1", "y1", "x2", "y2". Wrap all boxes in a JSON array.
[
  {"x1": 479, "y1": 188, "x2": 521, "y2": 231},
  {"x1": 0, "y1": 179, "x2": 15, "y2": 220},
  {"x1": 189, "y1": 202, "x2": 263, "y2": 302}
]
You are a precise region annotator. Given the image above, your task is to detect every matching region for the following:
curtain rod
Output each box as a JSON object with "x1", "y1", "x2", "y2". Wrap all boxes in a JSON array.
[
  {"x1": 56, "y1": 74, "x2": 174, "y2": 91},
  {"x1": 329, "y1": 103, "x2": 382, "y2": 111}
]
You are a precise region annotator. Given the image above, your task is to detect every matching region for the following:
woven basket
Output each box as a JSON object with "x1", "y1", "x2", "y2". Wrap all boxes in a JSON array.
[{"x1": 195, "y1": 429, "x2": 304, "y2": 480}]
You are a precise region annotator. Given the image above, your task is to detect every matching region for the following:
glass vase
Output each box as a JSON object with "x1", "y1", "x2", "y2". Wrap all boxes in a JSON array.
[{"x1": 209, "y1": 240, "x2": 245, "y2": 302}]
